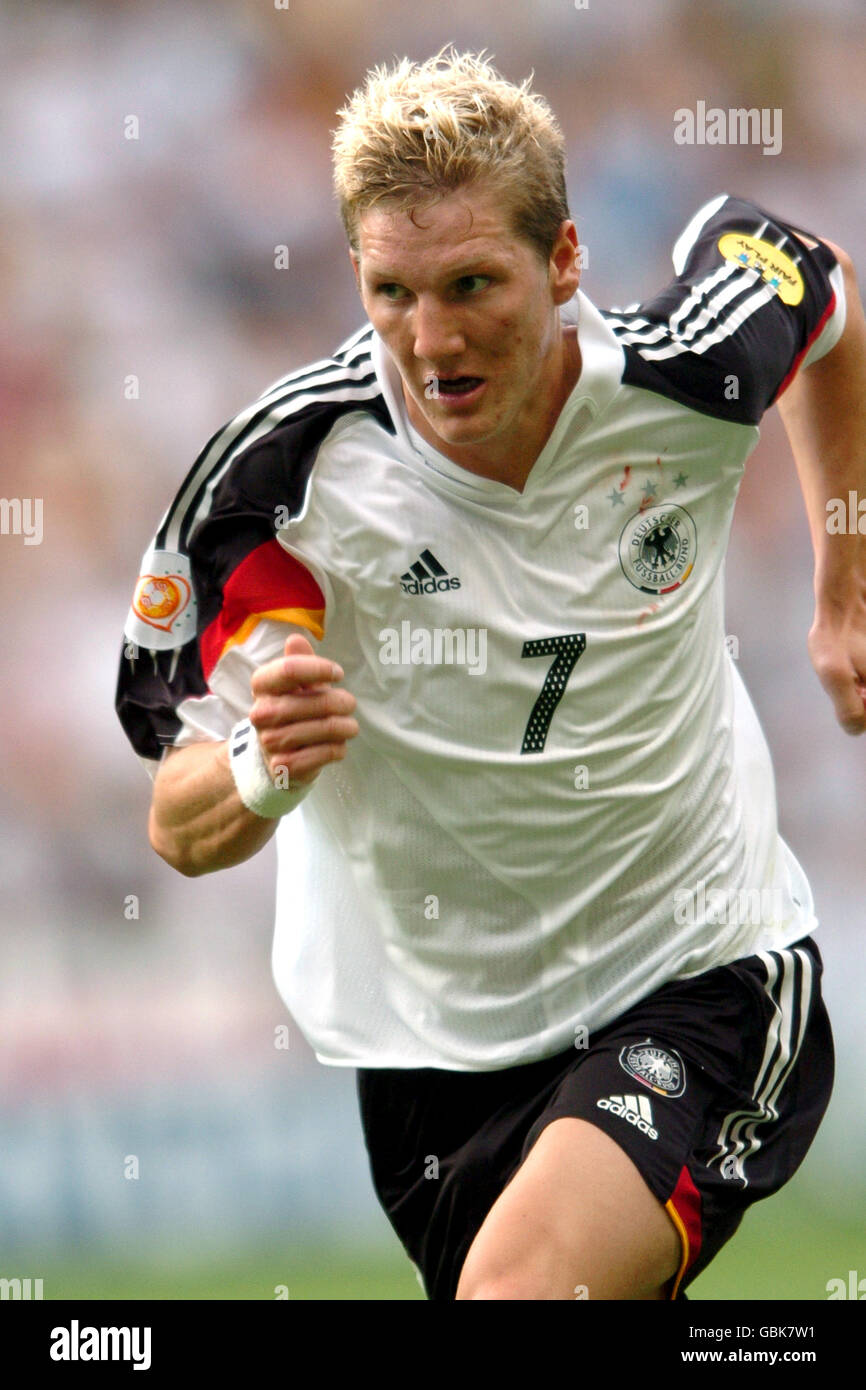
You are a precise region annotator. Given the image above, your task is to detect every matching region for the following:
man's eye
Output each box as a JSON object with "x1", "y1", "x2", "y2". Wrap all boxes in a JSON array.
[
  {"x1": 455, "y1": 275, "x2": 490, "y2": 294},
  {"x1": 378, "y1": 283, "x2": 409, "y2": 300}
]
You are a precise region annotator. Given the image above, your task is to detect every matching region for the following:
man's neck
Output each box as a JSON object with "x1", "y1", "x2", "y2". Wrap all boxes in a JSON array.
[{"x1": 405, "y1": 327, "x2": 583, "y2": 494}]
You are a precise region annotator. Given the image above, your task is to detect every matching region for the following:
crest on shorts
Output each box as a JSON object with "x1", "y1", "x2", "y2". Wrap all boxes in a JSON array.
[
  {"x1": 619, "y1": 1041, "x2": 686, "y2": 1097},
  {"x1": 619, "y1": 504, "x2": 696, "y2": 595}
]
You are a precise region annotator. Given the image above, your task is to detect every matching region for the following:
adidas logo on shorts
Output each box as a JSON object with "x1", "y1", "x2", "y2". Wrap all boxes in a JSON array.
[{"x1": 596, "y1": 1093, "x2": 658, "y2": 1140}]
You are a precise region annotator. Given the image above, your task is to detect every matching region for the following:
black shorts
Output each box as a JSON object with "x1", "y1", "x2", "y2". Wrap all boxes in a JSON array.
[{"x1": 356, "y1": 936, "x2": 833, "y2": 1300}]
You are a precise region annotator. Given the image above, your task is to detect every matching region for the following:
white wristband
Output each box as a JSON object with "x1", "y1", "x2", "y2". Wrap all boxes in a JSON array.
[{"x1": 227, "y1": 719, "x2": 311, "y2": 819}]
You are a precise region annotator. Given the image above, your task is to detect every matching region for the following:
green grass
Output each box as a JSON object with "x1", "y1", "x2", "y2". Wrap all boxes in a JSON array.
[
  {"x1": 32, "y1": 1245, "x2": 423, "y2": 1301},
  {"x1": 688, "y1": 1186, "x2": 866, "y2": 1301},
  {"x1": 24, "y1": 1186, "x2": 865, "y2": 1301}
]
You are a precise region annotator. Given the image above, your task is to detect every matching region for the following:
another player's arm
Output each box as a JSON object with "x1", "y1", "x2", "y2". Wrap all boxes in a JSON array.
[
  {"x1": 777, "y1": 239, "x2": 866, "y2": 734},
  {"x1": 149, "y1": 634, "x2": 359, "y2": 875}
]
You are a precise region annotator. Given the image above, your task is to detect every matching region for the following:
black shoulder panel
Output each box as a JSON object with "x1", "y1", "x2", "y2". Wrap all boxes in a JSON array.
[{"x1": 602, "y1": 194, "x2": 840, "y2": 425}]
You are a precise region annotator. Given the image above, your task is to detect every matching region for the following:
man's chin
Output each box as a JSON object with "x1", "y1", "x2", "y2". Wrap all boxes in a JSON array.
[
  {"x1": 415, "y1": 398, "x2": 499, "y2": 441},
  {"x1": 418, "y1": 415, "x2": 498, "y2": 452}
]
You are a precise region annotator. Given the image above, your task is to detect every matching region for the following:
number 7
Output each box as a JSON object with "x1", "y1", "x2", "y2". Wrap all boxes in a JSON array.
[{"x1": 520, "y1": 633, "x2": 586, "y2": 754}]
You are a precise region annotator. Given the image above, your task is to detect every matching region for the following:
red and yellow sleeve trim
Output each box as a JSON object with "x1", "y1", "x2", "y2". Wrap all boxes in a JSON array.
[
  {"x1": 201, "y1": 539, "x2": 326, "y2": 681},
  {"x1": 218, "y1": 606, "x2": 324, "y2": 659}
]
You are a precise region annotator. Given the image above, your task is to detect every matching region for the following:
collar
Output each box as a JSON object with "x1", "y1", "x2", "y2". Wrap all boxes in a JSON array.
[{"x1": 370, "y1": 289, "x2": 625, "y2": 497}]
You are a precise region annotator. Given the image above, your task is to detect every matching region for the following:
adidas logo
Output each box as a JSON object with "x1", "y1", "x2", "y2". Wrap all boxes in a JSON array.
[
  {"x1": 596, "y1": 1093, "x2": 658, "y2": 1140},
  {"x1": 400, "y1": 548, "x2": 461, "y2": 595}
]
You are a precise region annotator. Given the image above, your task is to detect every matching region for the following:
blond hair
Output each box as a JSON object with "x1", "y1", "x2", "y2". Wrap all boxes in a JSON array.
[{"x1": 332, "y1": 48, "x2": 569, "y2": 262}]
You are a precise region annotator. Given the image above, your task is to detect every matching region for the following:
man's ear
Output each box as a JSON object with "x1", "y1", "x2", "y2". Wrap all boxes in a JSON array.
[
  {"x1": 549, "y1": 220, "x2": 581, "y2": 306},
  {"x1": 349, "y1": 248, "x2": 361, "y2": 291}
]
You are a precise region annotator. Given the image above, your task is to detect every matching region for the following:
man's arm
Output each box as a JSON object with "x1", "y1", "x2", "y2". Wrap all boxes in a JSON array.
[
  {"x1": 777, "y1": 240, "x2": 866, "y2": 734},
  {"x1": 149, "y1": 634, "x2": 358, "y2": 875}
]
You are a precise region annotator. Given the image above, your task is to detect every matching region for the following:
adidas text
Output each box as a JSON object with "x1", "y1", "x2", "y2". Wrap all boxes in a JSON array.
[
  {"x1": 401, "y1": 575, "x2": 461, "y2": 595},
  {"x1": 597, "y1": 1093, "x2": 658, "y2": 1140}
]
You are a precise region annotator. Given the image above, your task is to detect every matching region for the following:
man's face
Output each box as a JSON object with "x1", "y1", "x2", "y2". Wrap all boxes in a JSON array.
[{"x1": 350, "y1": 183, "x2": 580, "y2": 467}]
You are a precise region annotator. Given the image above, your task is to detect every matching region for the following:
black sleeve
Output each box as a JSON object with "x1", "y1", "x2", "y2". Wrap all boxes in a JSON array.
[
  {"x1": 602, "y1": 193, "x2": 844, "y2": 425},
  {"x1": 115, "y1": 387, "x2": 394, "y2": 765},
  {"x1": 113, "y1": 425, "x2": 320, "y2": 766}
]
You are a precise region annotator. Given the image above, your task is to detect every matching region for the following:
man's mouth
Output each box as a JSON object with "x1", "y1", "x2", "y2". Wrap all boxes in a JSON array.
[{"x1": 427, "y1": 375, "x2": 485, "y2": 397}]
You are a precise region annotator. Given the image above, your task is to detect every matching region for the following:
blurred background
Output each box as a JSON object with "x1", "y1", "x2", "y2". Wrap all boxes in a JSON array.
[{"x1": 1, "y1": 0, "x2": 864, "y2": 1300}]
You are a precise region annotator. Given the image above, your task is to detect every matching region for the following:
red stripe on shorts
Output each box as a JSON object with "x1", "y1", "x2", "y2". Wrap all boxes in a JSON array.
[{"x1": 666, "y1": 1165, "x2": 703, "y2": 1298}]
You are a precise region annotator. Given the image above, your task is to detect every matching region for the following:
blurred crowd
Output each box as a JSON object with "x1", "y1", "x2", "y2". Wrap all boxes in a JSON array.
[{"x1": 1, "y1": 0, "x2": 865, "y2": 1244}]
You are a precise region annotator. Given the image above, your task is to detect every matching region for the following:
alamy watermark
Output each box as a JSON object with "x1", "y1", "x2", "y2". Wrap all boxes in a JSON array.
[
  {"x1": 826, "y1": 492, "x2": 866, "y2": 534},
  {"x1": 674, "y1": 101, "x2": 782, "y2": 157},
  {"x1": 826, "y1": 1270, "x2": 865, "y2": 1299},
  {"x1": 378, "y1": 622, "x2": 487, "y2": 676},
  {"x1": 50, "y1": 1321, "x2": 151, "y2": 1370},
  {"x1": 673, "y1": 880, "x2": 784, "y2": 927},
  {"x1": 0, "y1": 1276, "x2": 43, "y2": 1299},
  {"x1": 0, "y1": 497, "x2": 42, "y2": 545}
]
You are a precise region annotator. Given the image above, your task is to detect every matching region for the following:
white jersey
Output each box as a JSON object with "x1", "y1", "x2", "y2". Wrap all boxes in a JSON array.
[{"x1": 117, "y1": 194, "x2": 845, "y2": 1069}]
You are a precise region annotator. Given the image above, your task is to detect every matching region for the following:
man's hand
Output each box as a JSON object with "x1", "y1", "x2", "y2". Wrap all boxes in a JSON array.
[
  {"x1": 249, "y1": 632, "x2": 359, "y2": 787},
  {"x1": 807, "y1": 604, "x2": 866, "y2": 735}
]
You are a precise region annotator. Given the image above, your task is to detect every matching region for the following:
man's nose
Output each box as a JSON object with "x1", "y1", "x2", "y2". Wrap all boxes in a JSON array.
[{"x1": 412, "y1": 295, "x2": 465, "y2": 362}]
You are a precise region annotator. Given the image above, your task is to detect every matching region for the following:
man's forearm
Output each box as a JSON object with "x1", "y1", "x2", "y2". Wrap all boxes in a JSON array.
[
  {"x1": 148, "y1": 635, "x2": 358, "y2": 873},
  {"x1": 778, "y1": 242, "x2": 866, "y2": 608},
  {"x1": 777, "y1": 240, "x2": 866, "y2": 732},
  {"x1": 149, "y1": 741, "x2": 278, "y2": 876}
]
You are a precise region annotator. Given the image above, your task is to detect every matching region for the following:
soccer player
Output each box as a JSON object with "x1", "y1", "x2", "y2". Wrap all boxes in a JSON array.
[{"x1": 116, "y1": 51, "x2": 865, "y2": 1300}]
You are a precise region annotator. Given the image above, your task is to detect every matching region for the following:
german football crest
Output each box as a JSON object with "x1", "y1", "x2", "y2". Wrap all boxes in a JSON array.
[
  {"x1": 619, "y1": 1041, "x2": 686, "y2": 1097},
  {"x1": 619, "y1": 504, "x2": 696, "y2": 595}
]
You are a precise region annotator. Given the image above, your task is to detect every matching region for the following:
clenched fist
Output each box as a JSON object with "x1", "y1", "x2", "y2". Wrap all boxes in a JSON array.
[{"x1": 249, "y1": 632, "x2": 359, "y2": 787}]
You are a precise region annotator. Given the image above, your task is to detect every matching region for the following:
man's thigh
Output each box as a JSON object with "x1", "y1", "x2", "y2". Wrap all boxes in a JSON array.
[{"x1": 454, "y1": 1115, "x2": 681, "y2": 1300}]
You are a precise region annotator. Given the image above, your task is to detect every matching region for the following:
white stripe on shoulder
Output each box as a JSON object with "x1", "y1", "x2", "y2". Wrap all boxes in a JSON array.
[
  {"x1": 333, "y1": 322, "x2": 376, "y2": 357},
  {"x1": 258, "y1": 338, "x2": 374, "y2": 402},
  {"x1": 609, "y1": 273, "x2": 773, "y2": 364},
  {"x1": 603, "y1": 312, "x2": 652, "y2": 333},
  {"x1": 638, "y1": 283, "x2": 774, "y2": 362},
  {"x1": 163, "y1": 371, "x2": 382, "y2": 552},
  {"x1": 671, "y1": 193, "x2": 730, "y2": 275},
  {"x1": 186, "y1": 381, "x2": 383, "y2": 540},
  {"x1": 605, "y1": 263, "x2": 747, "y2": 350},
  {"x1": 608, "y1": 264, "x2": 740, "y2": 348}
]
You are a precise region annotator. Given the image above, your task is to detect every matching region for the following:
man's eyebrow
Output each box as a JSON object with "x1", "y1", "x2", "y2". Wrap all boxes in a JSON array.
[{"x1": 363, "y1": 256, "x2": 504, "y2": 283}]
